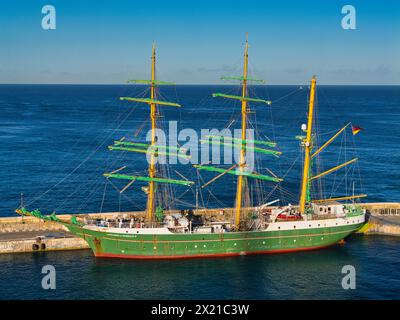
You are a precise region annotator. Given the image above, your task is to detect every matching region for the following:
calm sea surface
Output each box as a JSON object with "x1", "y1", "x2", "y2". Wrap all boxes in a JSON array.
[{"x1": 0, "y1": 84, "x2": 399, "y2": 299}]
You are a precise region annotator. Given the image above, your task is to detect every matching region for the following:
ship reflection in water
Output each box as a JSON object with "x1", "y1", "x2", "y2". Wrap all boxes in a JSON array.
[{"x1": 0, "y1": 235, "x2": 398, "y2": 299}]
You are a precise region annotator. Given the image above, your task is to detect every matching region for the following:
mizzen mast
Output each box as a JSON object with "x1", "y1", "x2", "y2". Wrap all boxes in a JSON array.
[
  {"x1": 298, "y1": 76, "x2": 364, "y2": 212},
  {"x1": 299, "y1": 76, "x2": 316, "y2": 214}
]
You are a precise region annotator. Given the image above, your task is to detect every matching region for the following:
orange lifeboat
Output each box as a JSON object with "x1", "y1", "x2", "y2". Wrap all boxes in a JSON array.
[{"x1": 276, "y1": 213, "x2": 302, "y2": 221}]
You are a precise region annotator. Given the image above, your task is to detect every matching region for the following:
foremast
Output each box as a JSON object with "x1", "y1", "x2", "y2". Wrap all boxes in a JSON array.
[{"x1": 104, "y1": 43, "x2": 193, "y2": 224}]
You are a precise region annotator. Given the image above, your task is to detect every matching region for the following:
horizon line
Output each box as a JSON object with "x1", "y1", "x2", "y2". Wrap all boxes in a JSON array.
[{"x1": 0, "y1": 82, "x2": 399, "y2": 86}]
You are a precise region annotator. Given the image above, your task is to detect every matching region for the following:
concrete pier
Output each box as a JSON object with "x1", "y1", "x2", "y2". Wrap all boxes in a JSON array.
[
  {"x1": 0, "y1": 202, "x2": 399, "y2": 254},
  {"x1": 0, "y1": 231, "x2": 88, "y2": 254},
  {"x1": 357, "y1": 203, "x2": 400, "y2": 236}
]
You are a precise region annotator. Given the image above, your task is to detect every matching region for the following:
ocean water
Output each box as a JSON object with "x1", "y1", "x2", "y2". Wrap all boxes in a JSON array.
[{"x1": 0, "y1": 84, "x2": 399, "y2": 299}]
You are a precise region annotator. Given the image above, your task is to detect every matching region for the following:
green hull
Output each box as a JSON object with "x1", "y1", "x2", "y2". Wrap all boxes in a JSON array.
[{"x1": 66, "y1": 221, "x2": 364, "y2": 259}]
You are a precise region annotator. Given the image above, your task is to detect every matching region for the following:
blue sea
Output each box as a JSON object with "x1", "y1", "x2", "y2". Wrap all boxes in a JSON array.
[{"x1": 0, "y1": 84, "x2": 399, "y2": 299}]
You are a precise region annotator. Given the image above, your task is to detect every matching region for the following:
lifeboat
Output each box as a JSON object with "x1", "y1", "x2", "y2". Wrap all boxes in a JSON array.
[{"x1": 276, "y1": 213, "x2": 302, "y2": 221}]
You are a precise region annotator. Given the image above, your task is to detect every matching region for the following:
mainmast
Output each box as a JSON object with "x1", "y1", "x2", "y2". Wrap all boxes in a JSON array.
[
  {"x1": 147, "y1": 43, "x2": 157, "y2": 221},
  {"x1": 234, "y1": 34, "x2": 249, "y2": 227},
  {"x1": 299, "y1": 75, "x2": 317, "y2": 214},
  {"x1": 196, "y1": 34, "x2": 282, "y2": 230}
]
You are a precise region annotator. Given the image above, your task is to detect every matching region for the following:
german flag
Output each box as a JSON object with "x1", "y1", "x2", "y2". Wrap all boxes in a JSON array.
[{"x1": 351, "y1": 125, "x2": 363, "y2": 135}]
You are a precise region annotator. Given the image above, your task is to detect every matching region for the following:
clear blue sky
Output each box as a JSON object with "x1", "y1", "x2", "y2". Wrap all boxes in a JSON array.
[{"x1": 0, "y1": 0, "x2": 399, "y2": 84}]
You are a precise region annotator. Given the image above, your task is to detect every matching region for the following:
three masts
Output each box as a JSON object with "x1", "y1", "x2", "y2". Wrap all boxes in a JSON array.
[
  {"x1": 17, "y1": 36, "x2": 367, "y2": 259},
  {"x1": 105, "y1": 35, "x2": 364, "y2": 230}
]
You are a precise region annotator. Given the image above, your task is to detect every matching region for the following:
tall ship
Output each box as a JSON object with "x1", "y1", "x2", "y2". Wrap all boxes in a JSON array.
[{"x1": 17, "y1": 36, "x2": 367, "y2": 259}]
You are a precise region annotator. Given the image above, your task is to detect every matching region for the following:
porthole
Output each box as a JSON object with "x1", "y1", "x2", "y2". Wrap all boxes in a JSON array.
[
  {"x1": 194, "y1": 245, "x2": 198, "y2": 248},
  {"x1": 293, "y1": 226, "x2": 296, "y2": 229},
  {"x1": 262, "y1": 241, "x2": 265, "y2": 245},
  {"x1": 293, "y1": 239, "x2": 296, "y2": 243},
  {"x1": 318, "y1": 224, "x2": 320, "y2": 227},
  {"x1": 203, "y1": 244, "x2": 206, "y2": 248},
  {"x1": 278, "y1": 227, "x2": 281, "y2": 230},
  {"x1": 234, "y1": 243, "x2": 237, "y2": 246},
  {"x1": 309, "y1": 224, "x2": 311, "y2": 227},
  {"x1": 153, "y1": 246, "x2": 157, "y2": 250}
]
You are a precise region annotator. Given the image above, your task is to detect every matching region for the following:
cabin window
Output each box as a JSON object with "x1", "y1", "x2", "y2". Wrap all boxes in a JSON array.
[{"x1": 293, "y1": 226, "x2": 296, "y2": 229}]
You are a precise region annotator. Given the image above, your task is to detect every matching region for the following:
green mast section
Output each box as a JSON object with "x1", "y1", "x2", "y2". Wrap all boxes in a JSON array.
[
  {"x1": 200, "y1": 139, "x2": 281, "y2": 157},
  {"x1": 104, "y1": 173, "x2": 194, "y2": 187},
  {"x1": 194, "y1": 165, "x2": 282, "y2": 183}
]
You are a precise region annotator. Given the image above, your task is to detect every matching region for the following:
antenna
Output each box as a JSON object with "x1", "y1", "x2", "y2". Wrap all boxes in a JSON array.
[
  {"x1": 195, "y1": 187, "x2": 199, "y2": 214},
  {"x1": 20, "y1": 192, "x2": 24, "y2": 209}
]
